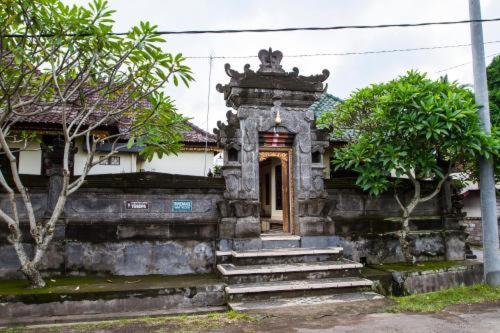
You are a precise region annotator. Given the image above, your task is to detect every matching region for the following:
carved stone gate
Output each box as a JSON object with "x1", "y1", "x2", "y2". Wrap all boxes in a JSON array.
[{"x1": 214, "y1": 48, "x2": 333, "y2": 250}]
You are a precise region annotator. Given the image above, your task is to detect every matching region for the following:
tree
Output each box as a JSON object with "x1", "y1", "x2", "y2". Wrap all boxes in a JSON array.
[
  {"x1": 486, "y1": 55, "x2": 500, "y2": 182},
  {"x1": 317, "y1": 71, "x2": 496, "y2": 263},
  {"x1": 0, "y1": 0, "x2": 193, "y2": 287}
]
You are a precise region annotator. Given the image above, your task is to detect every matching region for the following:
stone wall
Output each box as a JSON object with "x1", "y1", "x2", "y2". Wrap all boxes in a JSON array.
[
  {"x1": 0, "y1": 172, "x2": 468, "y2": 278},
  {"x1": 0, "y1": 173, "x2": 224, "y2": 279},
  {"x1": 325, "y1": 178, "x2": 466, "y2": 263},
  {"x1": 462, "y1": 190, "x2": 500, "y2": 246},
  {"x1": 465, "y1": 218, "x2": 483, "y2": 246}
]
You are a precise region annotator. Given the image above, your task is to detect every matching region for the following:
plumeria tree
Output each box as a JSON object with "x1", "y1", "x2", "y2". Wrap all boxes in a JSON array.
[
  {"x1": 0, "y1": 0, "x2": 193, "y2": 287},
  {"x1": 318, "y1": 71, "x2": 497, "y2": 263}
]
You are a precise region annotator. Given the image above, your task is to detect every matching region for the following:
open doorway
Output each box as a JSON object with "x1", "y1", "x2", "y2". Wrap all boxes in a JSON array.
[{"x1": 259, "y1": 153, "x2": 291, "y2": 234}]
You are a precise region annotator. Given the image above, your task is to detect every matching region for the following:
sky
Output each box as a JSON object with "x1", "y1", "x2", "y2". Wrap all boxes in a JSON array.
[{"x1": 67, "y1": 0, "x2": 500, "y2": 132}]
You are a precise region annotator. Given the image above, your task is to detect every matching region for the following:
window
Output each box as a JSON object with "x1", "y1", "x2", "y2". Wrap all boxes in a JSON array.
[{"x1": 99, "y1": 156, "x2": 120, "y2": 165}]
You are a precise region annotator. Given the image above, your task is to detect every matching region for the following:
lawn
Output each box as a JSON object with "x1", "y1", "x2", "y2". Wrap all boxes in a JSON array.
[{"x1": 389, "y1": 284, "x2": 500, "y2": 312}]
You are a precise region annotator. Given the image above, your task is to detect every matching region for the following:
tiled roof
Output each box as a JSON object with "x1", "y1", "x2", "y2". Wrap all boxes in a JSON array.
[
  {"x1": 11, "y1": 82, "x2": 217, "y2": 145},
  {"x1": 309, "y1": 93, "x2": 351, "y2": 143},
  {"x1": 182, "y1": 121, "x2": 217, "y2": 144},
  {"x1": 308, "y1": 93, "x2": 342, "y2": 118},
  {"x1": 15, "y1": 111, "x2": 216, "y2": 147}
]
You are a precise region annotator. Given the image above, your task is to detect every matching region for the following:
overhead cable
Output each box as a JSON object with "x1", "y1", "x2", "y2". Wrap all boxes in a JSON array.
[
  {"x1": 2, "y1": 18, "x2": 500, "y2": 38},
  {"x1": 185, "y1": 40, "x2": 500, "y2": 59}
]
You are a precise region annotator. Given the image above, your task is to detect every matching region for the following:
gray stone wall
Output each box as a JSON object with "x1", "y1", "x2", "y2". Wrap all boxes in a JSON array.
[
  {"x1": 0, "y1": 173, "x2": 224, "y2": 278},
  {"x1": 325, "y1": 178, "x2": 466, "y2": 263}
]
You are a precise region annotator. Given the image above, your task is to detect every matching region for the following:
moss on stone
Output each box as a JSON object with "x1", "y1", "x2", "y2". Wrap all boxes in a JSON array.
[
  {"x1": 0, "y1": 273, "x2": 221, "y2": 296},
  {"x1": 367, "y1": 260, "x2": 466, "y2": 273}
]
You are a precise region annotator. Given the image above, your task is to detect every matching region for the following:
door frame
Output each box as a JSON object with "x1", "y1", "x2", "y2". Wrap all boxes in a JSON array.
[{"x1": 258, "y1": 148, "x2": 294, "y2": 234}]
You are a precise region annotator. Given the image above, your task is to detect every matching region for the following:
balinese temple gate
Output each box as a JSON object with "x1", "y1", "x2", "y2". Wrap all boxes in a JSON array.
[{"x1": 215, "y1": 48, "x2": 333, "y2": 250}]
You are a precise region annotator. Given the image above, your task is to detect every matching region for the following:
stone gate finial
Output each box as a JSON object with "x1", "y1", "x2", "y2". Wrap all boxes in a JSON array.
[{"x1": 258, "y1": 48, "x2": 284, "y2": 73}]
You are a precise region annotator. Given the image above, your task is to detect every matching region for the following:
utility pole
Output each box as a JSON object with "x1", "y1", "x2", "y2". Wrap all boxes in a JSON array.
[{"x1": 469, "y1": 0, "x2": 500, "y2": 286}]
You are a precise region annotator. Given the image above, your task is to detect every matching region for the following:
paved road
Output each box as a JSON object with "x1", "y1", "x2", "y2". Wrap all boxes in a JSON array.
[
  {"x1": 295, "y1": 306, "x2": 500, "y2": 333},
  {"x1": 238, "y1": 301, "x2": 500, "y2": 333},
  {"x1": 9, "y1": 300, "x2": 499, "y2": 333}
]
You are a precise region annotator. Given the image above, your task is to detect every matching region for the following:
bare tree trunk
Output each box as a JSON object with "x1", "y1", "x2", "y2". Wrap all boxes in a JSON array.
[
  {"x1": 399, "y1": 216, "x2": 413, "y2": 263},
  {"x1": 20, "y1": 263, "x2": 45, "y2": 288},
  {"x1": 395, "y1": 171, "x2": 451, "y2": 264}
]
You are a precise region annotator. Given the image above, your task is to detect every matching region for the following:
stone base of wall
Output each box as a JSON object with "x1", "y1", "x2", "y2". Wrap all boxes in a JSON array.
[
  {"x1": 0, "y1": 240, "x2": 214, "y2": 279},
  {"x1": 0, "y1": 277, "x2": 225, "y2": 325},
  {"x1": 365, "y1": 261, "x2": 484, "y2": 296},
  {"x1": 328, "y1": 230, "x2": 466, "y2": 264}
]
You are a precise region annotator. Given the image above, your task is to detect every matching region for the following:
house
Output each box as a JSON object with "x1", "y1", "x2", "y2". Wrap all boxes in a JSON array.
[
  {"x1": 461, "y1": 182, "x2": 500, "y2": 245},
  {"x1": 4, "y1": 111, "x2": 218, "y2": 177}
]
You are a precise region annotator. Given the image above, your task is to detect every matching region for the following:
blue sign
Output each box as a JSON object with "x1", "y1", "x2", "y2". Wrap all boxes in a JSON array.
[{"x1": 172, "y1": 200, "x2": 192, "y2": 212}]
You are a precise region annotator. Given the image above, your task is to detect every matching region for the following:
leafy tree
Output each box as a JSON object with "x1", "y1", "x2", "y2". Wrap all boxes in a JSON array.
[
  {"x1": 0, "y1": 0, "x2": 192, "y2": 287},
  {"x1": 486, "y1": 55, "x2": 500, "y2": 182},
  {"x1": 318, "y1": 71, "x2": 496, "y2": 263}
]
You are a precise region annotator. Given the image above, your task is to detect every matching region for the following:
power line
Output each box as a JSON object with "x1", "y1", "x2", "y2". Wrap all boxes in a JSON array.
[
  {"x1": 133, "y1": 17, "x2": 500, "y2": 35},
  {"x1": 185, "y1": 40, "x2": 500, "y2": 59},
  {"x1": 3, "y1": 18, "x2": 500, "y2": 38},
  {"x1": 435, "y1": 51, "x2": 500, "y2": 73}
]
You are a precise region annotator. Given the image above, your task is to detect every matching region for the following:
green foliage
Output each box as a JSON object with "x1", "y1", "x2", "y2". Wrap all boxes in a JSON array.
[
  {"x1": 488, "y1": 55, "x2": 500, "y2": 128},
  {"x1": 0, "y1": 0, "x2": 193, "y2": 161},
  {"x1": 487, "y1": 55, "x2": 500, "y2": 182},
  {"x1": 318, "y1": 71, "x2": 494, "y2": 196},
  {"x1": 388, "y1": 284, "x2": 500, "y2": 313}
]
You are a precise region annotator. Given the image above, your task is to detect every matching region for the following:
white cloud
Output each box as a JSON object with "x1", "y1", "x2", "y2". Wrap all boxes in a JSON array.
[{"x1": 67, "y1": 0, "x2": 500, "y2": 131}]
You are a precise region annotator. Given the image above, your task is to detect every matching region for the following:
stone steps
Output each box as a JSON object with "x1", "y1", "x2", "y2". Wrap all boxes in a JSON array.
[
  {"x1": 228, "y1": 291, "x2": 384, "y2": 311},
  {"x1": 226, "y1": 277, "x2": 373, "y2": 302},
  {"x1": 217, "y1": 259, "x2": 363, "y2": 284},
  {"x1": 222, "y1": 247, "x2": 344, "y2": 265},
  {"x1": 260, "y1": 234, "x2": 301, "y2": 249},
  {"x1": 217, "y1": 245, "x2": 380, "y2": 306}
]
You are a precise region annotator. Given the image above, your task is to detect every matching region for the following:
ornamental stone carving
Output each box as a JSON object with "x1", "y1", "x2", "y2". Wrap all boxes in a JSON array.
[{"x1": 216, "y1": 48, "x2": 332, "y2": 241}]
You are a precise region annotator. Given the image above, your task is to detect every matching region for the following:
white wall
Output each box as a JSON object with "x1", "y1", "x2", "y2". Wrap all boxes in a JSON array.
[
  {"x1": 462, "y1": 190, "x2": 500, "y2": 219},
  {"x1": 269, "y1": 159, "x2": 283, "y2": 220},
  {"x1": 7, "y1": 139, "x2": 214, "y2": 177},
  {"x1": 462, "y1": 191, "x2": 482, "y2": 218},
  {"x1": 7, "y1": 141, "x2": 42, "y2": 175},
  {"x1": 73, "y1": 150, "x2": 136, "y2": 175},
  {"x1": 140, "y1": 151, "x2": 214, "y2": 176}
]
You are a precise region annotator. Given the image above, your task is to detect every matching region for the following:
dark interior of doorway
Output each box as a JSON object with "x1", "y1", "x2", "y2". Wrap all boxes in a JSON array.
[{"x1": 259, "y1": 157, "x2": 285, "y2": 234}]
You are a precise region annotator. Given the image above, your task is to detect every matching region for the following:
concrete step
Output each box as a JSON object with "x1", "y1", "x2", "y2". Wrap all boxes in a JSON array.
[
  {"x1": 260, "y1": 234, "x2": 301, "y2": 249},
  {"x1": 226, "y1": 277, "x2": 373, "y2": 302},
  {"x1": 215, "y1": 251, "x2": 232, "y2": 264},
  {"x1": 228, "y1": 291, "x2": 384, "y2": 312},
  {"x1": 230, "y1": 247, "x2": 343, "y2": 265},
  {"x1": 218, "y1": 259, "x2": 363, "y2": 284}
]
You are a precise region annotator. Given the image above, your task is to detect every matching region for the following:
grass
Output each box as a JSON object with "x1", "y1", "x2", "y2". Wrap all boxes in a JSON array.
[
  {"x1": 388, "y1": 284, "x2": 500, "y2": 313},
  {"x1": 0, "y1": 273, "x2": 221, "y2": 296},
  {"x1": 0, "y1": 311, "x2": 257, "y2": 333},
  {"x1": 368, "y1": 260, "x2": 466, "y2": 273}
]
